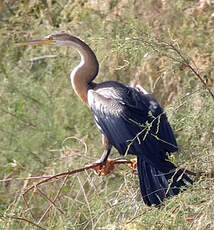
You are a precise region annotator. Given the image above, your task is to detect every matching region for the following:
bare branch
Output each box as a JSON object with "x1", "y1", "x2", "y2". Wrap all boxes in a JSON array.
[
  {"x1": 132, "y1": 36, "x2": 214, "y2": 100},
  {"x1": 167, "y1": 43, "x2": 214, "y2": 100},
  {"x1": 22, "y1": 159, "x2": 134, "y2": 196},
  {"x1": 5, "y1": 215, "x2": 46, "y2": 230},
  {"x1": 37, "y1": 175, "x2": 68, "y2": 224},
  {"x1": 36, "y1": 187, "x2": 64, "y2": 215}
]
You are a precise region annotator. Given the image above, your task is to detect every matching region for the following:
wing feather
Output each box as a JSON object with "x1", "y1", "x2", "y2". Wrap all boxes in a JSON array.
[{"x1": 88, "y1": 87, "x2": 178, "y2": 172}]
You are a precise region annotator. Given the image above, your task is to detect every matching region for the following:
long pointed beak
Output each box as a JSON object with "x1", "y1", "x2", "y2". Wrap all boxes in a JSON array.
[{"x1": 17, "y1": 38, "x2": 53, "y2": 46}]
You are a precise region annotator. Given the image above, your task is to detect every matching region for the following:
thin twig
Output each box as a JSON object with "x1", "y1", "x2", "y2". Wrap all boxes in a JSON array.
[
  {"x1": 0, "y1": 175, "x2": 53, "y2": 182},
  {"x1": 122, "y1": 207, "x2": 153, "y2": 227},
  {"x1": 134, "y1": 36, "x2": 214, "y2": 100},
  {"x1": 6, "y1": 215, "x2": 46, "y2": 230},
  {"x1": 167, "y1": 43, "x2": 214, "y2": 100},
  {"x1": 78, "y1": 176, "x2": 94, "y2": 228},
  {"x1": 30, "y1": 55, "x2": 57, "y2": 62},
  {"x1": 22, "y1": 194, "x2": 36, "y2": 220},
  {"x1": 36, "y1": 187, "x2": 64, "y2": 214},
  {"x1": 37, "y1": 174, "x2": 69, "y2": 224}
]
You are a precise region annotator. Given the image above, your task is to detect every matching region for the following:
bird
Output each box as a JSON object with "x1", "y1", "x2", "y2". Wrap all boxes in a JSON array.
[{"x1": 18, "y1": 33, "x2": 193, "y2": 206}]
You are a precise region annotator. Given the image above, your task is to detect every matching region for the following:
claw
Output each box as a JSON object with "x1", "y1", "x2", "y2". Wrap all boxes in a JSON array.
[
  {"x1": 93, "y1": 159, "x2": 116, "y2": 176},
  {"x1": 127, "y1": 158, "x2": 137, "y2": 173}
]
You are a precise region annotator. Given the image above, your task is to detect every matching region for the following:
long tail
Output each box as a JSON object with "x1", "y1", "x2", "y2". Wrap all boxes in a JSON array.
[{"x1": 137, "y1": 156, "x2": 193, "y2": 206}]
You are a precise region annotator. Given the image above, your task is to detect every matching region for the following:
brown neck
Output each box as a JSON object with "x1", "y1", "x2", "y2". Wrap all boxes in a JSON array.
[{"x1": 69, "y1": 38, "x2": 99, "y2": 104}]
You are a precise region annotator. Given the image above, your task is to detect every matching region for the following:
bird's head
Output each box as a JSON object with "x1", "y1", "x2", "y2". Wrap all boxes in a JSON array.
[{"x1": 17, "y1": 33, "x2": 82, "y2": 47}]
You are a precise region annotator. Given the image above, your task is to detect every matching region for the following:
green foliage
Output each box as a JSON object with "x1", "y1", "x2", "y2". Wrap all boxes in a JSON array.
[{"x1": 0, "y1": 0, "x2": 214, "y2": 229}]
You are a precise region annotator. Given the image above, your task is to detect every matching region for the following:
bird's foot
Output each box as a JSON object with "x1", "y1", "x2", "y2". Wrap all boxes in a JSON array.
[
  {"x1": 92, "y1": 159, "x2": 116, "y2": 176},
  {"x1": 86, "y1": 158, "x2": 137, "y2": 176}
]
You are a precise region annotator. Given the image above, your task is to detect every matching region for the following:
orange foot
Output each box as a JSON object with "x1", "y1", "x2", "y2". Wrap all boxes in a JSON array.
[
  {"x1": 91, "y1": 158, "x2": 137, "y2": 176},
  {"x1": 92, "y1": 159, "x2": 116, "y2": 176}
]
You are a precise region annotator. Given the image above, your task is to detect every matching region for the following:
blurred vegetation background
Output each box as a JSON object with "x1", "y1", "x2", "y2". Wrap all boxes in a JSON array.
[{"x1": 0, "y1": 0, "x2": 214, "y2": 229}]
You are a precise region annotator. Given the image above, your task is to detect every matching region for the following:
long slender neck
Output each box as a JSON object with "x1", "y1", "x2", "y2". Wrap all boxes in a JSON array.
[{"x1": 69, "y1": 38, "x2": 99, "y2": 104}]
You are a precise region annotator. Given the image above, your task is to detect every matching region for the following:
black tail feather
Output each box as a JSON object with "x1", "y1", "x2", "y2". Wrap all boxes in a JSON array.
[{"x1": 137, "y1": 156, "x2": 193, "y2": 206}]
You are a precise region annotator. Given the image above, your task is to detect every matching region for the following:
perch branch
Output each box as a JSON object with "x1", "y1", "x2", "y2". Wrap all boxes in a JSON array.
[{"x1": 22, "y1": 158, "x2": 134, "y2": 196}]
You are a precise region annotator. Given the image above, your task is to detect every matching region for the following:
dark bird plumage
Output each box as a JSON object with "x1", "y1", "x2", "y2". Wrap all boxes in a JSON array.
[{"x1": 88, "y1": 81, "x2": 192, "y2": 205}]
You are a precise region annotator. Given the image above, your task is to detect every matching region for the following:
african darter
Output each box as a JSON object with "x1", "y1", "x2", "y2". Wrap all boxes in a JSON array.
[{"x1": 18, "y1": 33, "x2": 193, "y2": 206}]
